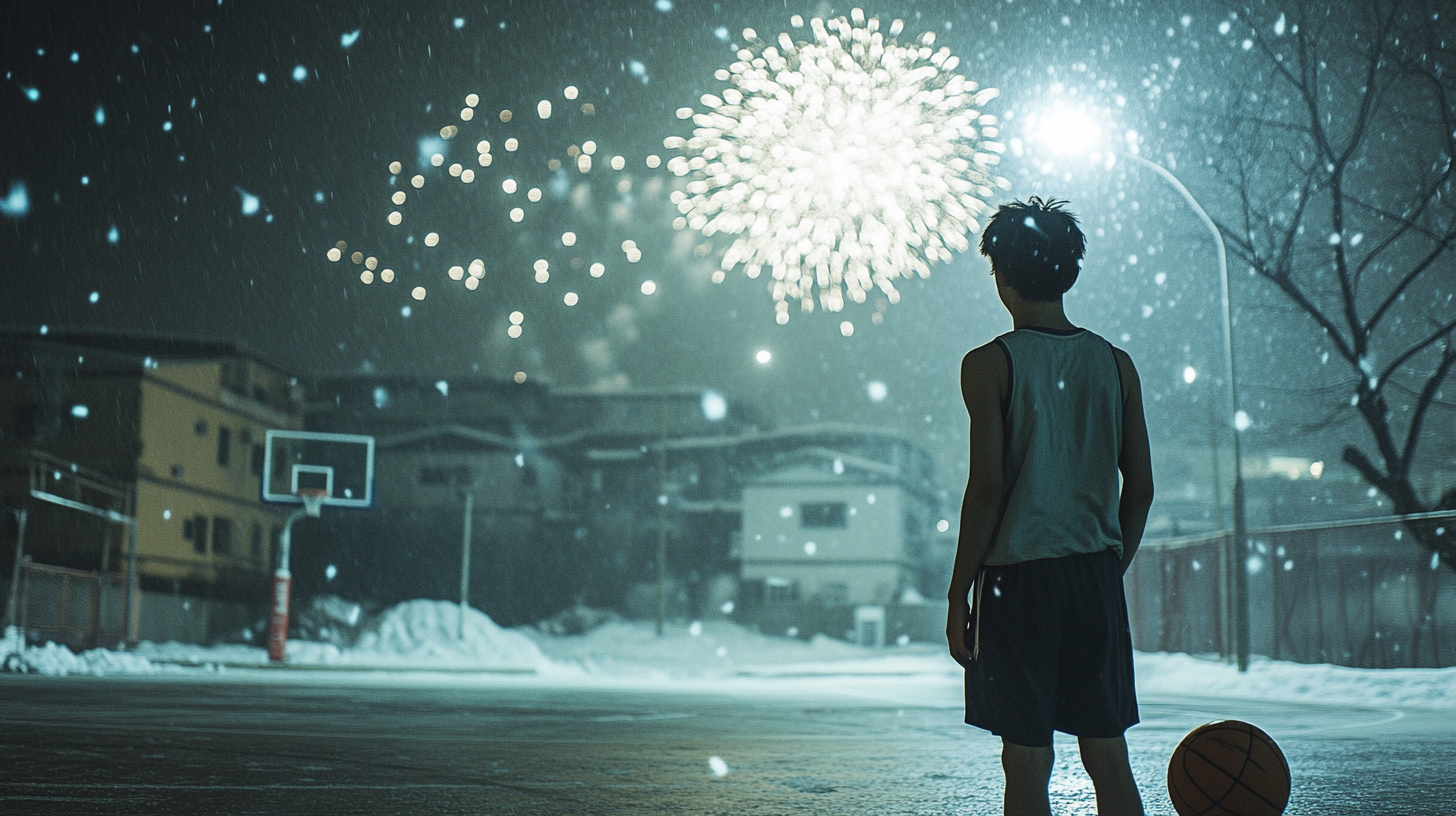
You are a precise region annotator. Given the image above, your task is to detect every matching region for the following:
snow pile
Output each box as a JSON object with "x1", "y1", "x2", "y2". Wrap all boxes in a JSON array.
[
  {"x1": 1135, "y1": 652, "x2": 1456, "y2": 709},
  {"x1": 347, "y1": 599, "x2": 547, "y2": 670},
  {"x1": 520, "y1": 617, "x2": 947, "y2": 678},
  {"x1": 69, "y1": 602, "x2": 549, "y2": 673},
  {"x1": 4, "y1": 627, "x2": 167, "y2": 677}
]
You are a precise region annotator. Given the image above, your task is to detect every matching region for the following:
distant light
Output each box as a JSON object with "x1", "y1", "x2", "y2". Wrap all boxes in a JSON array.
[
  {"x1": 107, "y1": 225, "x2": 119, "y2": 243},
  {"x1": 238, "y1": 188, "x2": 260, "y2": 216},
  {"x1": 937, "y1": 519, "x2": 950, "y2": 533},
  {"x1": 256, "y1": 72, "x2": 267, "y2": 84},
  {"x1": 453, "y1": 17, "x2": 465, "y2": 29},
  {"x1": 314, "y1": 191, "x2": 324, "y2": 203},
  {"x1": 162, "y1": 120, "x2": 173, "y2": 132},
  {"x1": 1309, "y1": 461, "x2": 1324, "y2": 479},
  {"x1": 341, "y1": 29, "x2": 361, "y2": 48},
  {"x1": 840, "y1": 321, "x2": 854, "y2": 337},
  {"x1": 755, "y1": 349, "x2": 772, "y2": 365},
  {"x1": 373, "y1": 386, "x2": 390, "y2": 409},
  {"x1": 688, "y1": 620, "x2": 701, "y2": 636},
  {"x1": 640, "y1": 280, "x2": 656, "y2": 295},
  {"x1": 804, "y1": 542, "x2": 817, "y2": 555},
  {"x1": 779, "y1": 506, "x2": 792, "y2": 518},
  {"x1": 714, "y1": 26, "x2": 730, "y2": 41},
  {"x1": 325, "y1": 565, "x2": 338, "y2": 581},
  {"x1": 1183, "y1": 366, "x2": 1197, "y2": 384},
  {"x1": 720, "y1": 601, "x2": 735, "y2": 614},
  {"x1": 866, "y1": 381, "x2": 888, "y2": 402},
  {"x1": 94, "y1": 105, "x2": 105, "y2": 126},
  {"x1": 1246, "y1": 556, "x2": 1264, "y2": 574},
  {"x1": 163, "y1": 509, "x2": 171, "y2": 520},
  {"x1": 656, "y1": 0, "x2": 673, "y2": 11},
  {"x1": 88, "y1": 291, "x2": 99, "y2": 303},
  {"x1": 515, "y1": 453, "x2": 525, "y2": 467},
  {"x1": 22, "y1": 86, "x2": 39, "y2": 102},
  {"x1": 70, "y1": 52, "x2": 79, "y2": 62},
  {"x1": 0, "y1": 181, "x2": 30, "y2": 217},
  {"x1": 1234, "y1": 410, "x2": 1252, "y2": 431},
  {"x1": 708, "y1": 756, "x2": 729, "y2": 778},
  {"x1": 39, "y1": 325, "x2": 48, "y2": 335},
  {"x1": 513, "y1": 371, "x2": 527, "y2": 383},
  {"x1": 435, "y1": 380, "x2": 449, "y2": 397},
  {"x1": 292, "y1": 65, "x2": 308, "y2": 82},
  {"x1": 701, "y1": 390, "x2": 727, "y2": 421},
  {"x1": 70, "y1": 404, "x2": 89, "y2": 418},
  {"x1": 400, "y1": 305, "x2": 412, "y2": 317},
  {"x1": 80, "y1": 176, "x2": 89, "y2": 186}
]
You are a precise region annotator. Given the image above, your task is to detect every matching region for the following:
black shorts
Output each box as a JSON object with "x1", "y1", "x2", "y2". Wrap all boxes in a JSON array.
[{"x1": 963, "y1": 547, "x2": 1138, "y2": 748}]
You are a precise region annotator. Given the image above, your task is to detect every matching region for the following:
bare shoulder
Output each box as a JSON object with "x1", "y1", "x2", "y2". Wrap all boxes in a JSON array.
[
  {"x1": 1109, "y1": 345, "x2": 1142, "y2": 403},
  {"x1": 960, "y1": 341, "x2": 1008, "y2": 405}
]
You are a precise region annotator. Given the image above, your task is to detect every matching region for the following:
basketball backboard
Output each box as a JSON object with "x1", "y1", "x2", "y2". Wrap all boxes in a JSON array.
[{"x1": 261, "y1": 430, "x2": 375, "y2": 509}]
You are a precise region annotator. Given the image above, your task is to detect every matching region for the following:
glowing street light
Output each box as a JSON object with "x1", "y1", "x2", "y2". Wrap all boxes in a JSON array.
[{"x1": 1029, "y1": 107, "x2": 1253, "y2": 672}]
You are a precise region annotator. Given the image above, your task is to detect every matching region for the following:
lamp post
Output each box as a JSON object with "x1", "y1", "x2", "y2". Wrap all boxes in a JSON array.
[{"x1": 1029, "y1": 106, "x2": 1251, "y2": 671}]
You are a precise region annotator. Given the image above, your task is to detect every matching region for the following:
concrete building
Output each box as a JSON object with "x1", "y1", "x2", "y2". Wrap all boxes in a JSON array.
[{"x1": 0, "y1": 329, "x2": 301, "y2": 646}]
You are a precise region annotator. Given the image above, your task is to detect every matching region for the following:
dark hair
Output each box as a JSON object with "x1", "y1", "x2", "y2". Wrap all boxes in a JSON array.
[{"x1": 978, "y1": 197, "x2": 1086, "y2": 302}]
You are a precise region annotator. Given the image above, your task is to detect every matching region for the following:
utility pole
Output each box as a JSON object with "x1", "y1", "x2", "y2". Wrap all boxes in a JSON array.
[
  {"x1": 459, "y1": 483, "x2": 476, "y2": 640},
  {"x1": 656, "y1": 397, "x2": 669, "y2": 637}
]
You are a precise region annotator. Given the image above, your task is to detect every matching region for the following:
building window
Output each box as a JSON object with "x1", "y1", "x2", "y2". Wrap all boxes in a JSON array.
[
  {"x1": 194, "y1": 419, "x2": 208, "y2": 436},
  {"x1": 764, "y1": 577, "x2": 799, "y2": 604},
  {"x1": 184, "y1": 515, "x2": 208, "y2": 554},
  {"x1": 801, "y1": 502, "x2": 848, "y2": 528},
  {"x1": 251, "y1": 522, "x2": 264, "y2": 560},
  {"x1": 821, "y1": 582, "x2": 850, "y2": 606},
  {"x1": 217, "y1": 426, "x2": 232, "y2": 467},
  {"x1": 251, "y1": 444, "x2": 265, "y2": 476},
  {"x1": 212, "y1": 517, "x2": 233, "y2": 555}
]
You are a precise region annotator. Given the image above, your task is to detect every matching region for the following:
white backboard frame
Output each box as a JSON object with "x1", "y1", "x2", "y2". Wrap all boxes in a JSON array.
[{"x1": 261, "y1": 429, "x2": 375, "y2": 509}]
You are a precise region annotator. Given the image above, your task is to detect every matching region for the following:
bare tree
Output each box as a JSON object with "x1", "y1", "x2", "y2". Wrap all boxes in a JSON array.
[{"x1": 1203, "y1": 0, "x2": 1456, "y2": 569}]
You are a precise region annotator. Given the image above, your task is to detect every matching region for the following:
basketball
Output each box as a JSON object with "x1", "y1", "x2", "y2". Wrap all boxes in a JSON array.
[{"x1": 1168, "y1": 720, "x2": 1290, "y2": 816}]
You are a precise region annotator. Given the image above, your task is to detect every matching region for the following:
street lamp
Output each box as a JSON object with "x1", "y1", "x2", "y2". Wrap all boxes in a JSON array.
[{"x1": 1029, "y1": 104, "x2": 1253, "y2": 671}]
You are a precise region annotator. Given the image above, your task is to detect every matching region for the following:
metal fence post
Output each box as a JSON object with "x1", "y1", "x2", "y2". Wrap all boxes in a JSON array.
[{"x1": 4, "y1": 509, "x2": 27, "y2": 632}]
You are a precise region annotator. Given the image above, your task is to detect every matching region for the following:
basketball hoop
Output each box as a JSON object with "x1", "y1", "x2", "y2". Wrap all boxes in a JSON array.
[{"x1": 297, "y1": 488, "x2": 328, "y2": 518}]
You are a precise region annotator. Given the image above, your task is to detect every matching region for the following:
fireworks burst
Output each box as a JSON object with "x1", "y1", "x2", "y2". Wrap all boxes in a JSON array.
[
  {"x1": 325, "y1": 86, "x2": 660, "y2": 339},
  {"x1": 666, "y1": 9, "x2": 1008, "y2": 324}
]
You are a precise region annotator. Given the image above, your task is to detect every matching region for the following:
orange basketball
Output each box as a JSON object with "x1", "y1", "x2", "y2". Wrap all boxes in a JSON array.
[{"x1": 1168, "y1": 720, "x2": 1291, "y2": 816}]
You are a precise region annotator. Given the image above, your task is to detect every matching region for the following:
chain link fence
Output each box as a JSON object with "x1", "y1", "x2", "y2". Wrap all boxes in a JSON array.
[
  {"x1": 1126, "y1": 512, "x2": 1456, "y2": 668},
  {"x1": 14, "y1": 561, "x2": 129, "y2": 651}
]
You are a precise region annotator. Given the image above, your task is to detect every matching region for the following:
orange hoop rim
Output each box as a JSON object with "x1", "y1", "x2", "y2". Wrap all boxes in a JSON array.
[{"x1": 297, "y1": 488, "x2": 328, "y2": 516}]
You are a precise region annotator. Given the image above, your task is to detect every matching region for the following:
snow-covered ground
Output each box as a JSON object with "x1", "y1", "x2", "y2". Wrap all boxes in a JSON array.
[{"x1": 5, "y1": 600, "x2": 1454, "y2": 711}]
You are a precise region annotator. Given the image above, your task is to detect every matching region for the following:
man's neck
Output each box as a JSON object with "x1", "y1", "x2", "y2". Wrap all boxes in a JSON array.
[{"x1": 1009, "y1": 299, "x2": 1076, "y2": 331}]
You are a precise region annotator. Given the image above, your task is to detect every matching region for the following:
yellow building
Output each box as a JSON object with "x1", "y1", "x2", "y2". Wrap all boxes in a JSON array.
[{"x1": 0, "y1": 329, "x2": 301, "y2": 642}]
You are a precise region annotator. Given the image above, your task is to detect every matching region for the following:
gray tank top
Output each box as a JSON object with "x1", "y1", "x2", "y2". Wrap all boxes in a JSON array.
[{"x1": 984, "y1": 327, "x2": 1125, "y2": 566}]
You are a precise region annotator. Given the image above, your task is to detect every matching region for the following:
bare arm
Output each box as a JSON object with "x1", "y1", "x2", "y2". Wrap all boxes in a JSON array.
[
  {"x1": 947, "y1": 345, "x2": 1007, "y2": 667},
  {"x1": 1113, "y1": 348, "x2": 1154, "y2": 574}
]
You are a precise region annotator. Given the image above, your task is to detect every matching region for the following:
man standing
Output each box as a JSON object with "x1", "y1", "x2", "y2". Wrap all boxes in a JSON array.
[{"x1": 947, "y1": 197, "x2": 1155, "y2": 816}]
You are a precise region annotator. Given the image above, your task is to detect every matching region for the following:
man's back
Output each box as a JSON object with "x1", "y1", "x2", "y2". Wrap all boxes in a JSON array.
[{"x1": 987, "y1": 326, "x2": 1124, "y2": 566}]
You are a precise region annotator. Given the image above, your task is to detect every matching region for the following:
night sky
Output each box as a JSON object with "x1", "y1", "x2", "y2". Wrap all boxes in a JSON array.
[{"x1": 4, "y1": 1, "x2": 1448, "y2": 513}]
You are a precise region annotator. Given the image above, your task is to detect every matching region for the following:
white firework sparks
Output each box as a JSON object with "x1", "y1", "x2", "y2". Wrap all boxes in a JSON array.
[
  {"x1": 326, "y1": 86, "x2": 655, "y2": 333},
  {"x1": 666, "y1": 10, "x2": 1009, "y2": 323}
]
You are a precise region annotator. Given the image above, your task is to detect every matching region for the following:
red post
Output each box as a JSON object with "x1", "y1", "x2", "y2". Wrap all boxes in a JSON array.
[{"x1": 266, "y1": 571, "x2": 290, "y2": 663}]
